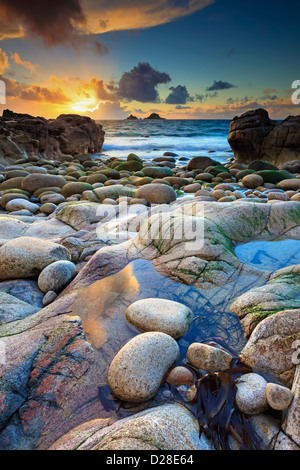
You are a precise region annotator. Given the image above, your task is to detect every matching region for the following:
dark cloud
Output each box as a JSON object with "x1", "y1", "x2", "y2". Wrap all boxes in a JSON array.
[
  {"x1": 227, "y1": 96, "x2": 250, "y2": 105},
  {"x1": 0, "y1": 0, "x2": 85, "y2": 45},
  {"x1": 261, "y1": 94, "x2": 278, "y2": 101},
  {"x1": 117, "y1": 62, "x2": 171, "y2": 103},
  {"x1": 134, "y1": 108, "x2": 147, "y2": 114},
  {"x1": 196, "y1": 91, "x2": 218, "y2": 102},
  {"x1": 206, "y1": 80, "x2": 237, "y2": 91},
  {"x1": 165, "y1": 85, "x2": 192, "y2": 104},
  {"x1": 175, "y1": 105, "x2": 192, "y2": 109}
]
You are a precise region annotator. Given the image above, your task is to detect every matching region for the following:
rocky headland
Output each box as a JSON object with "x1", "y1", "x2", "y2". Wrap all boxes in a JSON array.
[
  {"x1": 0, "y1": 109, "x2": 105, "y2": 166},
  {"x1": 0, "y1": 109, "x2": 299, "y2": 451}
]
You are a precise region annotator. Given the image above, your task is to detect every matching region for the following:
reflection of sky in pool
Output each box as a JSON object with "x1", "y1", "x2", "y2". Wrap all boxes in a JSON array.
[
  {"x1": 72, "y1": 259, "x2": 269, "y2": 360},
  {"x1": 235, "y1": 239, "x2": 300, "y2": 272},
  {"x1": 70, "y1": 242, "x2": 300, "y2": 415}
]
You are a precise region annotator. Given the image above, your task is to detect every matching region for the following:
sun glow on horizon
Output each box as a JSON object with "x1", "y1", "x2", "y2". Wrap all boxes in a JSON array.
[{"x1": 71, "y1": 99, "x2": 103, "y2": 113}]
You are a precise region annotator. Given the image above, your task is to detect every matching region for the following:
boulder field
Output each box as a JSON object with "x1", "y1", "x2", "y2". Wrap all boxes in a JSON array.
[{"x1": 0, "y1": 123, "x2": 299, "y2": 450}]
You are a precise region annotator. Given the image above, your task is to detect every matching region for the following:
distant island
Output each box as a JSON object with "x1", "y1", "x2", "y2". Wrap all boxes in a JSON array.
[
  {"x1": 126, "y1": 113, "x2": 165, "y2": 120},
  {"x1": 145, "y1": 113, "x2": 165, "y2": 120},
  {"x1": 126, "y1": 114, "x2": 138, "y2": 120}
]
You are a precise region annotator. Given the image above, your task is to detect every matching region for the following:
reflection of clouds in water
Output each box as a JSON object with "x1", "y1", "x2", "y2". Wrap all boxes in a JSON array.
[
  {"x1": 235, "y1": 239, "x2": 300, "y2": 272},
  {"x1": 71, "y1": 258, "x2": 268, "y2": 356},
  {"x1": 71, "y1": 264, "x2": 139, "y2": 349}
]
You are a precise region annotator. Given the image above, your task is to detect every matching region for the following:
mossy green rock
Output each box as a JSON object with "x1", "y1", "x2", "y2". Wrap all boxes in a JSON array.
[
  {"x1": 256, "y1": 170, "x2": 290, "y2": 184},
  {"x1": 132, "y1": 176, "x2": 154, "y2": 186},
  {"x1": 93, "y1": 184, "x2": 135, "y2": 202},
  {"x1": 61, "y1": 182, "x2": 94, "y2": 198},
  {"x1": 142, "y1": 166, "x2": 173, "y2": 178},
  {"x1": 96, "y1": 169, "x2": 121, "y2": 180},
  {"x1": 207, "y1": 165, "x2": 230, "y2": 176},
  {"x1": 248, "y1": 160, "x2": 278, "y2": 172},
  {"x1": 236, "y1": 169, "x2": 256, "y2": 180},
  {"x1": 127, "y1": 153, "x2": 143, "y2": 163},
  {"x1": 86, "y1": 174, "x2": 108, "y2": 184},
  {"x1": 115, "y1": 161, "x2": 144, "y2": 172},
  {"x1": 110, "y1": 159, "x2": 123, "y2": 169}
]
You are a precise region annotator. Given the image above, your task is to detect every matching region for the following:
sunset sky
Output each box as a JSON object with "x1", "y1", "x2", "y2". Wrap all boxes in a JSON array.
[{"x1": 0, "y1": 0, "x2": 299, "y2": 120}]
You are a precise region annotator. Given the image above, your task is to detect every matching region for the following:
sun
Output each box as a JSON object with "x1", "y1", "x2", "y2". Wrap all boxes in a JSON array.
[{"x1": 71, "y1": 99, "x2": 102, "y2": 113}]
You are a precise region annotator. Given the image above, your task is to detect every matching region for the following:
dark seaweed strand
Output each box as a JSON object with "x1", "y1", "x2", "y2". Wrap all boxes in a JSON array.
[{"x1": 191, "y1": 358, "x2": 263, "y2": 450}]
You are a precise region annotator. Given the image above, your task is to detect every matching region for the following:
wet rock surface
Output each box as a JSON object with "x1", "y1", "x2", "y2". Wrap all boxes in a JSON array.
[{"x1": 0, "y1": 124, "x2": 300, "y2": 451}]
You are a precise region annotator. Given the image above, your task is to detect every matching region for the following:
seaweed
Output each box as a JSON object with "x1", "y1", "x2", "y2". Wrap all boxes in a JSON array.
[{"x1": 185, "y1": 358, "x2": 263, "y2": 450}]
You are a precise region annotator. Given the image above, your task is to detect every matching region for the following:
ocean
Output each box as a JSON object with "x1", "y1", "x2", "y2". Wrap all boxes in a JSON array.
[{"x1": 97, "y1": 119, "x2": 232, "y2": 163}]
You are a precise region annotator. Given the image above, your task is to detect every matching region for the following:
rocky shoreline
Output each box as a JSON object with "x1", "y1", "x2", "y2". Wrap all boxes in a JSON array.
[{"x1": 0, "y1": 109, "x2": 299, "y2": 450}]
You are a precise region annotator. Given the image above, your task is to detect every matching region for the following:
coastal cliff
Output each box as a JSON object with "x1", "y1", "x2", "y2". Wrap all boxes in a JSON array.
[{"x1": 0, "y1": 110, "x2": 105, "y2": 166}]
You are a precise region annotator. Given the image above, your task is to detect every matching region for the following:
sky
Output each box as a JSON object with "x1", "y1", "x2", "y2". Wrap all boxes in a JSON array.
[{"x1": 0, "y1": 0, "x2": 299, "y2": 120}]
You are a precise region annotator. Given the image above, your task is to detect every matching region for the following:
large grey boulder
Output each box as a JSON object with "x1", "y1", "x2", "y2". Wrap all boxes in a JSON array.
[
  {"x1": 0, "y1": 237, "x2": 71, "y2": 280},
  {"x1": 240, "y1": 310, "x2": 300, "y2": 387},
  {"x1": 108, "y1": 332, "x2": 179, "y2": 403},
  {"x1": 49, "y1": 403, "x2": 212, "y2": 451}
]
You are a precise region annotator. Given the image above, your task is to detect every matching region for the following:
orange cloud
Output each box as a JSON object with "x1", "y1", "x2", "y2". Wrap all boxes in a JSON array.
[
  {"x1": 10, "y1": 52, "x2": 38, "y2": 73},
  {"x1": 2, "y1": 75, "x2": 70, "y2": 104},
  {"x1": 0, "y1": 0, "x2": 214, "y2": 44},
  {"x1": 0, "y1": 47, "x2": 8, "y2": 73},
  {"x1": 82, "y1": 0, "x2": 215, "y2": 34}
]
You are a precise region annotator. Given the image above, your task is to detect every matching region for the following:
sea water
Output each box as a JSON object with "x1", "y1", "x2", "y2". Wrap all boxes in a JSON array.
[{"x1": 97, "y1": 119, "x2": 232, "y2": 162}]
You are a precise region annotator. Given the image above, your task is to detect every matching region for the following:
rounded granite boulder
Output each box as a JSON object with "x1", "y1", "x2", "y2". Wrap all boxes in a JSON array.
[
  {"x1": 165, "y1": 366, "x2": 195, "y2": 387},
  {"x1": 125, "y1": 298, "x2": 193, "y2": 339},
  {"x1": 108, "y1": 332, "x2": 180, "y2": 403},
  {"x1": 235, "y1": 373, "x2": 268, "y2": 415},
  {"x1": 21, "y1": 174, "x2": 67, "y2": 194},
  {"x1": 242, "y1": 174, "x2": 264, "y2": 189},
  {"x1": 187, "y1": 343, "x2": 233, "y2": 372},
  {"x1": 136, "y1": 183, "x2": 177, "y2": 204},
  {"x1": 38, "y1": 260, "x2": 77, "y2": 293},
  {"x1": 0, "y1": 237, "x2": 71, "y2": 281},
  {"x1": 61, "y1": 182, "x2": 94, "y2": 198},
  {"x1": 277, "y1": 179, "x2": 300, "y2": 191},
  {"x1": 5, "y1": 199, "x2": 39, "y2": 214},
  {"x1": 186, "y1": 156, "x2": 217, "y2": 171},
  {"x1": 142, "y1": 166, "x2": 174, "y2": 178},
  {"x1": 266, "y1": 383, "x2": 293, "y2": 411}
]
